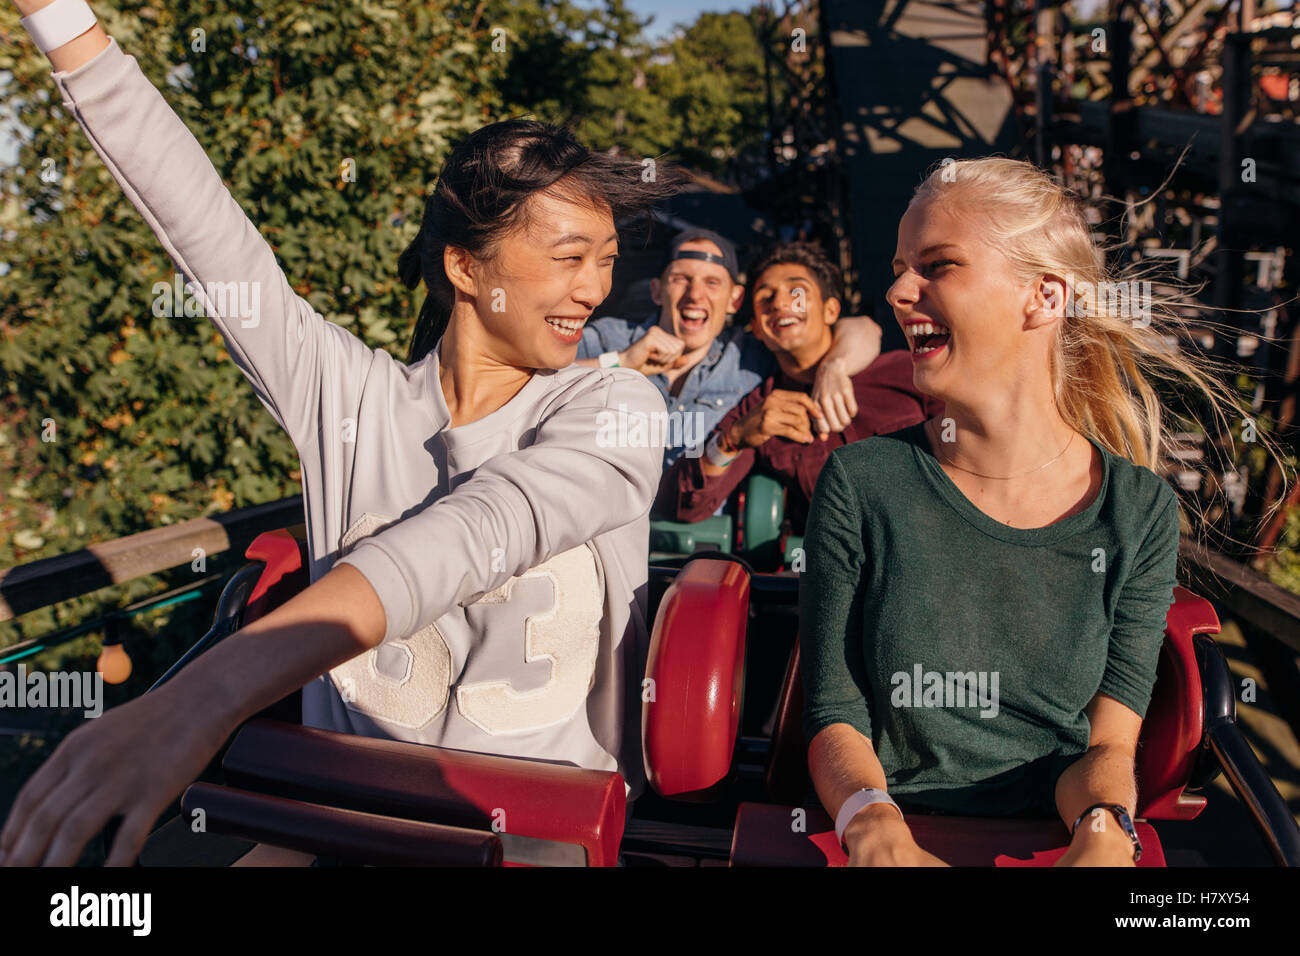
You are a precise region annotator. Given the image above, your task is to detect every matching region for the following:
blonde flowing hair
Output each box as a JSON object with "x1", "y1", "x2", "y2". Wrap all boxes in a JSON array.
[{"x1": 910, "y1": 156, "x2": 1291, "y2": 541}]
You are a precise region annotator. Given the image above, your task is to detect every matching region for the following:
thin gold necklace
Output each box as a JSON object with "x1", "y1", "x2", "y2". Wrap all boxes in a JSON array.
[{"x1": 929, "y1": 420, "x2": 1075, "y2": 480}]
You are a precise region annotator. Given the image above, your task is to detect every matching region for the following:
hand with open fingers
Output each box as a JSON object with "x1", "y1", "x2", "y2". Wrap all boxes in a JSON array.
[
  {"x1": 620, "y1": 326, "x2": 685, "y2": 375},
  {"x1": 811, "y1": 357, "x2": 857, "y2": 437},
  {"x1": 0, "y1": 682, "x2": 229, "y2": 867},
  {"x1": 726, "y1": 389, "x2": 823, "y2": 450}
]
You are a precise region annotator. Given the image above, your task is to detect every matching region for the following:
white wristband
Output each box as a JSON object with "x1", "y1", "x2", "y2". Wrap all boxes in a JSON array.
[
  {"x1": 20, "y1": 0, "x2": 98, "y2": 54},
  {"x1": 597, "y1": 351, "x2": 621, "y2": 369},
  {"x1": 835, "y1": 788, "x2": 903, "y2": 849}
]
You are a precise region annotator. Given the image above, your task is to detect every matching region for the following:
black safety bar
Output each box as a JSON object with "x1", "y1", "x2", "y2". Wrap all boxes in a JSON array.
[
  {"x1": 147, "y1": 560, "x2": 266, "y2": 693},
  {"x1": 1194, "y1": 633, "x2": 1300, "y2": 866}
]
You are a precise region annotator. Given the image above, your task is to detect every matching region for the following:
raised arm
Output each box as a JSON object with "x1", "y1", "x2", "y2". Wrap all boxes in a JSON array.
[
  {"x1": 23, "y1": 4, "x2": 372, "y2": 450},
  {"x1": 801, "y1": 452, "x2": 946, "y2": 866},
  {"x1": 575, "y1": 323, "x2": 685, "y2": 376}
]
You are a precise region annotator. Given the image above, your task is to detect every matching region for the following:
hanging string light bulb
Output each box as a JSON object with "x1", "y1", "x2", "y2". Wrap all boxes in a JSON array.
[{"x1": 96, "y1": 617, "x2": 132, "y2": 685}]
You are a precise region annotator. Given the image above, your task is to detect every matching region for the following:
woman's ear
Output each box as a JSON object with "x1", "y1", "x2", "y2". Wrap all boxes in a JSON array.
[
  {"x1": 1027, "y1": 273, "x2": 1067, "y2": 328},
  {"x1": 443, "y1": 246, "x2": 478, "y2": 298}
]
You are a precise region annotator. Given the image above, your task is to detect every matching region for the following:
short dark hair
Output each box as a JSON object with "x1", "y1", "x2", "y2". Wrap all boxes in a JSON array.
[
  {"x1": 745, "y1": 241, "x2": 844, "y2": 307},
  {"x1": 399, "y1": 120, "x2": 683, "y2": 364}
]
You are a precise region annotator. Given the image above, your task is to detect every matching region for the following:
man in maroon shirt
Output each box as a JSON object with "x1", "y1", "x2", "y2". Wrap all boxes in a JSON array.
[{"x1": 657, "y1": 242, "x2": 943, "y2": 532}]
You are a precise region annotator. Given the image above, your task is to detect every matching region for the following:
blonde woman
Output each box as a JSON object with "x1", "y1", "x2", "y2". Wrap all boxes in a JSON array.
[{"x1": 801, "y1": 157, "x2": 1265, "y2": 867}]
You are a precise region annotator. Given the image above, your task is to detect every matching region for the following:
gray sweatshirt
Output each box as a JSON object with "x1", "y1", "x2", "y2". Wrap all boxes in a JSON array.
[{"x1": 50, "y1": 37, "x2": 666, "y2": 795}]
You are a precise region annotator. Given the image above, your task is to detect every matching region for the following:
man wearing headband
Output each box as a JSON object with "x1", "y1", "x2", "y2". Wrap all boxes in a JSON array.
[{"x1": 576, "y1": 228, "x2": 882, "y2": 467}]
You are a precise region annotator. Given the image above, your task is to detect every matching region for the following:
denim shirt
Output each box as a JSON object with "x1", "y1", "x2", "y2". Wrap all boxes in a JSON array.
[{"x1": 578, "y1": 314, "x2": 776, "y2": 467}]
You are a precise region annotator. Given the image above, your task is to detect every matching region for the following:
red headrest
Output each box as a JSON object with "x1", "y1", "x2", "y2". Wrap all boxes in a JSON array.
[
  {"x1": 243, "y1": 527, "x2": 308, "y2": 625},
  {"x1": 642, "y1": 559, "x2": 750, "y2": 799},
  {"x1": 1136, "y1": 586, "x2": 1219, "y2": 819}
]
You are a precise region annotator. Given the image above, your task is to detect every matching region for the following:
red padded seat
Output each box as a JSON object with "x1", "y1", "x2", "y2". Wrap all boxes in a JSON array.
[{"x1": 200, "y1": 718, "x2": 626, "y2": 866}]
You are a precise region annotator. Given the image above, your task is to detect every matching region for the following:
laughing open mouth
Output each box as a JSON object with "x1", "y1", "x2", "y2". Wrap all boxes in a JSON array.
[
  {"x1": 544, "y1": 315, "x2": 587, "y2": 342},
  {"x1": 907, "y1": 320, "x2": 951, "y2": 355}
]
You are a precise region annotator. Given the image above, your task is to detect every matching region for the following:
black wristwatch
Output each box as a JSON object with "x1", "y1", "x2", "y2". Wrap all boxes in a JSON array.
[{"x1": 1070, "y1": 803, "x2": 1142, "y2": 862}]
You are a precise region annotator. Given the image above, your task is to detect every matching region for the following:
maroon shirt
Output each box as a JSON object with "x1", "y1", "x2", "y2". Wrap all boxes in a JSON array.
[{"x1": 656, "y1": 349, "x2": 945, "y2": 532}]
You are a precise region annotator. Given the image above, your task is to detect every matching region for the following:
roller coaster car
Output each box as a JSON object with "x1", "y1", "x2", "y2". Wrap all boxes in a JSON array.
[
  {"x1": 140, "y1": 525, "x2": 1300, "y2": 867},
  {"x1": 649, "y1": 473, "x2": 800, "y2": 569}
]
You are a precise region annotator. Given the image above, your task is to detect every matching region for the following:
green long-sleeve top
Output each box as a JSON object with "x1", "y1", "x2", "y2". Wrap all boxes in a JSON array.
[{"x1": 800, "y1": 421, "x2": 1180, "y2": 816}]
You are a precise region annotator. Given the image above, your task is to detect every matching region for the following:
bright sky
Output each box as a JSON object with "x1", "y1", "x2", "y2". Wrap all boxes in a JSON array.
[{"x1": 620, "y1": 0, "x2": 749, "y2": 39}]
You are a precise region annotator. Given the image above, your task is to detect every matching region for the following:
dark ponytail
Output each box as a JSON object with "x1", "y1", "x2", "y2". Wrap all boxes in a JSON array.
[{"x1": 400, "y1": 119, "x2": 682, "y2": 364}]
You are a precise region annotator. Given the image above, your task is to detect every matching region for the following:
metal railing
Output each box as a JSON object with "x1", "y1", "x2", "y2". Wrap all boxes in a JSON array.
[{"x1": 0, "y1": 496, "x2": 303, "y2": 623}]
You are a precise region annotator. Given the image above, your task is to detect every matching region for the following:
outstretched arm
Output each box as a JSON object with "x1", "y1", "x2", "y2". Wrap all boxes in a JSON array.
[
  {"x1": 335, "y1": 372, "x2": 664, "y2": 643},
  {"x1": 22, "y1": 3, "x2": 372, "y2": 450},
  {"x1": 0, "y1": 559, "x2": 386, "y2": 867},
  {"x1": 0, "y1": 372, "x2": 664, "y2": 866}
]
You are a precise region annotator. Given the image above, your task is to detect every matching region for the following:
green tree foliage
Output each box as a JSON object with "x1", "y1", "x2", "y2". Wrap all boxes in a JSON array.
[
  {"x1": 457, "y1": 0, "x2": 671, "y2": 159},
  {"x1": 647, "y1": 11, "x2": 769, "y2": 178},
  {"x1": 464, "y1": 1, "x2": 771, "y2": 180}
]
